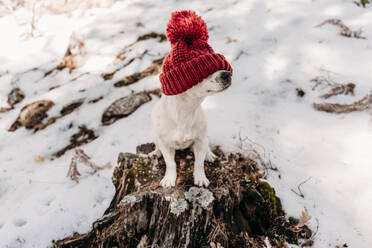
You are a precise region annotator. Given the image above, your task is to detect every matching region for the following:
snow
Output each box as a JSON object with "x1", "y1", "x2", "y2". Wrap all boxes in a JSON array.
[{"x1": 1, "y1": 0, "x2": 372, "y2": 247}]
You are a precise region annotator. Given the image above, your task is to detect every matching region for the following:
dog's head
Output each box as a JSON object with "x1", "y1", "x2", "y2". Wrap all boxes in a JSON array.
[{"x1": 184, "y1": 70, "x2": 232, "y2": 98}]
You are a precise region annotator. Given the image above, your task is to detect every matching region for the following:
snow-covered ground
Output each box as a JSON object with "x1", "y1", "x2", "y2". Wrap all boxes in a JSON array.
[{"x1": 1, "y1": 0, "x2": 372, "y2": 247}]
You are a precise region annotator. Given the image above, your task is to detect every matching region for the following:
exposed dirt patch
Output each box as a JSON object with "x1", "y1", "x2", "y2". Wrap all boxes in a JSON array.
[
  {"x1": 8, "y1": 88, "x2": 25, "y2": 107},
  {"x1": 10, "y1": 99, "x2": 85, "y2": 132},
  {"x1": 314, "y1": 93, "x2": 372, "y2": 114},
  {"x1": 102, "y1": 92, "x2": 152, "y2": 125},
  {"x1": 35, "y1": 99, "x2": 84, "y2": 131},
  {"x1": 88, "y1": 96, "x2": 104, "y2": 104},
  {"x1": 116, "y1": 32, "x2": 166, "y2": 62},
  {"x1": 54, "y1": 126, "x2": 98, "y2": 157},
  {"x1": 137, "y1": 32, "x2": 166, "y2": 42},
  {"x1": 102, "y1": 50, "x2": 149, "y2": 81},
  {"x1": 146, "y1": 88, "x2": 162, "y2": 98},
  {"x1": 49, "y1": 85, "x2": 61, "y2": 91},
  {"x1": 54, "y1": 144, "x2": 312, "y2": 248},
  {"x1": 101, "y1": 32, "x2": 166, "y2": 80},
  {"x1": 8, "y1": 100, "x2": 54, "y2": 132},
  {"x1": 0, "y1": 88, "x2": 25, "y2": 113},
  {"x1": 114, "y1": 57, "x2": 163, "y2": 87},
  {"x1": 353, "y1": 0, "x2": 371, "y2": 7},
  {"x1": 60, "y1": 100, "x2": 84, "y2": 116},
  {"x1": 315, "y1": 19, "x2": 366, "y2": 39}
]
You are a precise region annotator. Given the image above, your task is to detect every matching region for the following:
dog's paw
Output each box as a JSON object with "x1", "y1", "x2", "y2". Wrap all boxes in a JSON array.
[
  {"x1": 205, "y1": 150, "x2": 217, "y2": 162},
  {"x1": 160, "y1": 173, "x2": 177, "y2": 187},
  {"x1": 193, "y1": 173, "x2": 210, "y2": 187}
]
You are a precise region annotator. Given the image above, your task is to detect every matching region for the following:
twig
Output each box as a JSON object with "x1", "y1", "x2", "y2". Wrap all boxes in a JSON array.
[
  {"x1": 291, "y1": 177, "x2": 312, "y2": 198},
  {"x1": 237, "y1": 132, "x2": 281, "y2": 179},
  {"x1": 311, "y1": 217, "x2": 320, "y2": 239}
]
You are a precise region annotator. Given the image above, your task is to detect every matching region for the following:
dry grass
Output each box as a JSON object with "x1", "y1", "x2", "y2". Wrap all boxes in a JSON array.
[
  {"x1": 320, "y1": 83, "x2": 355, "y2": 99},
  {"x1": 56, "y1": 33, "x2": 86, "y2": 73},
  {"x1": 67, "y1": 149, "x2": 111, "y2": 183},
  {"x1": 45, "y1": 0, "x2": 118, "y2": 15}
]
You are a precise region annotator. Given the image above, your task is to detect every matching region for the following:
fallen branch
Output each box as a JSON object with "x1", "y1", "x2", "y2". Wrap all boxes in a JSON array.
[
  {"x1": 315, "y1": 19, "x2": 366, "y2": 39},
  {"x1": 314, "y1": 93, "x2": 372, "y2": 114}
]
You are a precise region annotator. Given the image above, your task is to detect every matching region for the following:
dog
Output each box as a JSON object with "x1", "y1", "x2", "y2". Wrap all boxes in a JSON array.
[{"x1": 151, "y1": 70, "x2": 232, "y2": 187}]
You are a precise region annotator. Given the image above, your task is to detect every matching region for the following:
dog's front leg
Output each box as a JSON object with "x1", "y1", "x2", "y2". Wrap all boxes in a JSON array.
[
  {"x1": 158, "y1": 141, "x2": 177, "y2": 187},
  {"x1": 192, "y1": 138, "x2": 210, "y2": 187}
]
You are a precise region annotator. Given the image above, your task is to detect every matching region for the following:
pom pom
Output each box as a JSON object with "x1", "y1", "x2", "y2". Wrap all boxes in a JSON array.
[{"x1": 166, "y1": 10, "x2": 209, "y2": 45}]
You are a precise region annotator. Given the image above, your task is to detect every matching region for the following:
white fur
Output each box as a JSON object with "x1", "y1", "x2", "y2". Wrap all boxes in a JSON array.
[{"x1": 151, "y1": 70, "x2": 231, "y2": 187}]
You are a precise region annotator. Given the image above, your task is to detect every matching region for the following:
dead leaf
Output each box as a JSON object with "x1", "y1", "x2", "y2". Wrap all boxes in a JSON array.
[
  {"x1": 297, "y1": 207, "x2": 312, "y2": 228},
  {"x1": 35, "y1": 155, "x2": 45, "y2": 162}
]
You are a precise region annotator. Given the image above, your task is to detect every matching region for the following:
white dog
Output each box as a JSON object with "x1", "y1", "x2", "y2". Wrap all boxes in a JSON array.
[{"x1": 151, "y1": 70, "x2": 232, "y2": 187}]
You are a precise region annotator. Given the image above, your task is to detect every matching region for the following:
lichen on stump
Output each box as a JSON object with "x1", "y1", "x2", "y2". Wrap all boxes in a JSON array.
[{"x1": 54, "y1": 144, "x2": 312, "y2": 248}]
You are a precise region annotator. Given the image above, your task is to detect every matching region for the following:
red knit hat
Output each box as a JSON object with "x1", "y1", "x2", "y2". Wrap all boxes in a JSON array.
[{"x1": 160, "y1": 10, "x2": 233, "y2": 96}]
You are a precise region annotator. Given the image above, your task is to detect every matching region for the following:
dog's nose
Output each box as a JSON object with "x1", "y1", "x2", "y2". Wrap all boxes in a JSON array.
[{"x1": 219, "y1": 71, "x2": 231, "y2": 83}]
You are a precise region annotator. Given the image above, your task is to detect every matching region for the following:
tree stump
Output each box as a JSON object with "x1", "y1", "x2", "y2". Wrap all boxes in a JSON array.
[{"x1": 54, "y1": 144, "x2": 312, "y2": 248}]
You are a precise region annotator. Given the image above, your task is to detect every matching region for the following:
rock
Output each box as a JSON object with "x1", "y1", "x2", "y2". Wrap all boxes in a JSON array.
[
  {"x1": 101, "y1": 92, "x2": 152, "y2": 125},
  {"x1": 54, "y1": 145, "x2": 312, "y2": 248},
  {"x1": 8, "y1": 100, "x2": 54, "y2": 132}
]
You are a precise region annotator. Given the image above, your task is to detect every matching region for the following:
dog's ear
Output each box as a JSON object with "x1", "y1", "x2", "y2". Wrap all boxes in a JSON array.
[{"x1": 166, "y1": 10, "x2": 208, "y2": 46}]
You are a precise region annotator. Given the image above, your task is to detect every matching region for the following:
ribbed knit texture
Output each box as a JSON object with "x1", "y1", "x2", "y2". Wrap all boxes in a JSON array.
[{"x1": 160, "y1": 10, "x2": 232, "y2": 96}]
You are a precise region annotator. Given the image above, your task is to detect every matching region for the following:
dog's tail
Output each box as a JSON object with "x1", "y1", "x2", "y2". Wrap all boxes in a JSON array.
[{"x1": 166, "y1": 10, "x2": 208, "y2": 46}]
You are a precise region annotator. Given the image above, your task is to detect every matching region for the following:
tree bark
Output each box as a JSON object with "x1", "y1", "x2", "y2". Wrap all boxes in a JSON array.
[{"x1": 54, "y1": 144, "x2": 311, "y2": 248}]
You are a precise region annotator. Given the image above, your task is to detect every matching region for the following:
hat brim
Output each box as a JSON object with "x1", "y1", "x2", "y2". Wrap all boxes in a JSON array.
[{"x1": 160, "y1": 53, "x2": 232, "y2": 96}]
